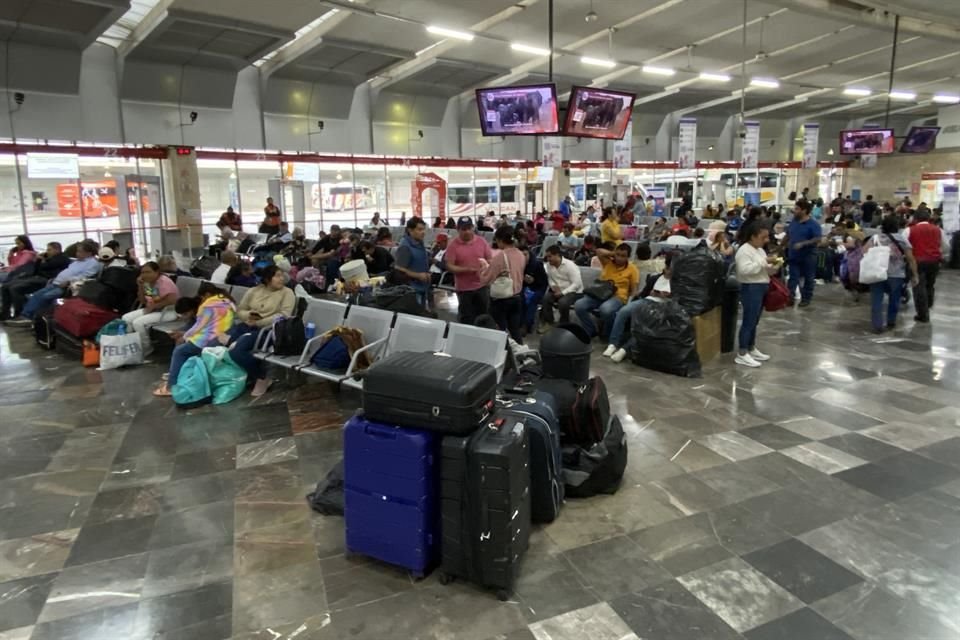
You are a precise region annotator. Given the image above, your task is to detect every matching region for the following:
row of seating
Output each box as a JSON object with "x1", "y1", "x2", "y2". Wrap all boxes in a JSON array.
[
  {"x1": 150, "y1": 277, "x2": 252, "y2": 336},
  {"x1": 537, "y1": 236, "x2": 698, "y2": 259}
]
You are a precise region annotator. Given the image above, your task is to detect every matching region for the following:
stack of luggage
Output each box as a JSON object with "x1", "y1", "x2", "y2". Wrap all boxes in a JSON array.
[{"x1": 340, "y1": 343, "x2": 626, "y2": 599}]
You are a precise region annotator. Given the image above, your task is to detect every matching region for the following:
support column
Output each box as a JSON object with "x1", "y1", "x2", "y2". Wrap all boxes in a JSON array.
[
  {"x1": 162, "y1": 148, "x2": 203, "y2": 254},
  {"x1": 544, "y1": 168, "x2": 571, "y2": 214}
]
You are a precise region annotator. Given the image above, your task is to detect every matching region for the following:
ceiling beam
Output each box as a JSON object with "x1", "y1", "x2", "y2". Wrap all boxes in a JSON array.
[
  {"x1": 258, "y1": 2, "x2": 368, "y2": 77},
  {"x1": 744, "y1": 90, "x2": 832, "y2": 117},
  {"x1": 79, "y1": 0, "x2": 131, "y2": 49},
  {"x1": 770, "y1": 0, "x2": 960, "y2": 42},
  {"x1": 116, "y1": 0, "x2": 174, "y2": 59},
  {"x1": 862, "y1": 100, "x2": 935, "y2": 120}
]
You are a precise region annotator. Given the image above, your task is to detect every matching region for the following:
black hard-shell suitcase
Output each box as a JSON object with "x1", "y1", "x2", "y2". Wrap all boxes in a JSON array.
[
  {"x1": 439, "y1": 416, "x2": 530, "y2": 600},
  {"x1": 34, "y1": 310, "x2": 55, "y2": 350},
  {"x1": 496, "y1": 392, "x2": 563, "y2": 524},
  {"x1": 363, "y1": 351, "x2": 497, "y2": 436},
  {"x1": 53, "y1": 325, "x2": 84, "y2": 360}
]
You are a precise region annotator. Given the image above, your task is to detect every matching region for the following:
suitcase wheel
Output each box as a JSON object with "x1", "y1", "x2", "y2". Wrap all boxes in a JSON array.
[
  {"x1": 496, "y1": 589, "x2": 510, "y2": 602},
  {"x1": 438, "y1": 572, "x2": 453, "y2": 586}
]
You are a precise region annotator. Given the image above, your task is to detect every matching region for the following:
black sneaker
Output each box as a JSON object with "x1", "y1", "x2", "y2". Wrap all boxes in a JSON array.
[
  {"x1": 798, "y1": 300, "x2": 811, "y2": 308},
  {"x1": 914, "y1": 315, "x2": 929, "y2": 323}
]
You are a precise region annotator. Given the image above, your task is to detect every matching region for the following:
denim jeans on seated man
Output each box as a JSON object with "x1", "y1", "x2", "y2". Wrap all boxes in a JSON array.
[
  {"x1": 574, "y1": 295, "x2": 623, "y2": 339},
  {"x1": 20, "y1": 284, "x2": 65, "y2": 320},
  {"x1": 607, "y1": 298, "x2": 647, "y2": 349}
]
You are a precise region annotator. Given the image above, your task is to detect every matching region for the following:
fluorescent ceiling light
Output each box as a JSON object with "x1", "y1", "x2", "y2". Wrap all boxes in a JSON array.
[
  {"x1": 426, "y1": 25, "x2": 474, "y2": 41},
  {"x1": 699, "y1": 72, "x2": 731, "y2": 82},
  {"x1": 750, "y1": 78, "x2": 779, "y2": 88},
  {"x1": 511, "y1": 43, "x2": 551, "y2": 56},
  {"x1": 889, "y1": 90, "x2": 916, "y2": 100},
  {"x1": 581, "y1": 56, "x2": 616, "y2": 68},
  {"x1": 642, "y1": 65, "x2": 675, "y2": 76},
  {"x1": 843, "y1": 87, "x2": 871, "y2": 97},
  {"x1": 933, "y1": 94, "x2": 960, "y2": 104}
]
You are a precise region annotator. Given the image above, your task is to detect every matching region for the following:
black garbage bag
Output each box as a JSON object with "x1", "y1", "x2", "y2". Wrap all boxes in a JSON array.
[
  {"x1": 561, "y1": 415, "x2": 628, "y2": 498},
  {"x1": 671, "y1": 245, "x2": 725, "y2": 315},
  {"x1": 306, "y1": 460, "x2": 344, "y2": 516},
  {"x1": 629, "y1": 300, "x2": 701, "y2": 377}
]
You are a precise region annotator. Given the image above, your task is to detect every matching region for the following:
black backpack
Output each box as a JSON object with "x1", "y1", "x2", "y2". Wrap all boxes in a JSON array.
[
  {"x1": 271, "y1": 296, "x2": 308, "y2": 356},
  {"x1": 562, "y1": 415, "x2": 628, "y2": 498},
  {"x1": 534, "y1": 376, "x2": 610, "y2": 447},
  {"x1": 190, "y1": 255, "x2": 221, "y2": 279}
]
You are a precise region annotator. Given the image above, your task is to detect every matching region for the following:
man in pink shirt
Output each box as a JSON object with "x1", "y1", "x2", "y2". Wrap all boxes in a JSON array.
[{"x1": 444, "y1": 216, "x2": 492, "y2": 325}]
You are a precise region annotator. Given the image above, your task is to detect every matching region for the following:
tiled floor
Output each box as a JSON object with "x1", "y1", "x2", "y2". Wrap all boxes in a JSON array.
[{"x1": 2, "y1": 275, "x2": 960, "y2": 639}]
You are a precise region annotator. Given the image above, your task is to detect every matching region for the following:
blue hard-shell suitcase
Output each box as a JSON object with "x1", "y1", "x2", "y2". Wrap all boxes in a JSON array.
[{"x1": 344, "y1": 415, "x2": 440, "y2": 577}]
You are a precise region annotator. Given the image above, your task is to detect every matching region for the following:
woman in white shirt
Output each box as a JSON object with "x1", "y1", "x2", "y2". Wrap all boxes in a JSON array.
[{"x1": 734, "y1": 222, "x2": 780, "y2": 368}]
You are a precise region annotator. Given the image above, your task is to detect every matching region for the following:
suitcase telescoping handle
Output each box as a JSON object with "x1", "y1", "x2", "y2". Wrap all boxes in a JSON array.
[{"x1": 364, "y1": 423, "x2": 399, "y2": 439}]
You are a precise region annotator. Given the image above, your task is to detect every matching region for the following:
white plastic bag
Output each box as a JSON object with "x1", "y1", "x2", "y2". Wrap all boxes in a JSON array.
[
  {"x1": 99, "y1": 332, "x2": 144, "y2": 370},
  {"x1": 859, "y1": 242, "x2": 890, "y2": 284}
]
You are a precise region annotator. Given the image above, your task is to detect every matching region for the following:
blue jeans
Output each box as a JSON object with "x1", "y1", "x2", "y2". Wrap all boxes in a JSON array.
[
  {"x1": 574, "y1": 295, "x2": 624, "y2": 339},
  {"x1": 21, "y1": 284, "x2": 64, "y2": 319},
  {"x1": 787, "y1": 253, "x2": 816, "y2": 303},
  {"x1": 524, "y1": 287, "x2": 545, "y2": 331},
  {"x1": 739, "y1": 282, "x2": 769, "y2": 353},
  {"x1": 169, "y1": 341, "x2": 203, "y2": 386},
  {"x1": 870, "y1": 277, "x2": 904, "y2": 330},
  {"x1": 609, "y1": 299, "x2": 645, "y2": 348},
  {"x1": 228, "y1": 324, "x2": 265, "y2": 382}
]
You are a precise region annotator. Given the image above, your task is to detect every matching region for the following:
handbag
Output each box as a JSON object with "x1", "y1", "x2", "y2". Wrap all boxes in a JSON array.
[
  {"x1": 763, "y1": 278, "x2": 790, "y2": 312},
  {"x1": 99, "y1": 332, "x2": 144, "y2": 370},
  {"x1": 82, "y1": 340, "x2": 100, "y2": 367},
  {"x1": 490, "y1": 250, "x2": 514, "y2": 299},
  {"x1": 271, "y1": 296, "x2": 308, "y2": 356},
  {"x1": 584, "y1": 279, "x2": 616, "y2": 302},
  {"x1": 859, "y1": 237, "x2": 890, "y2": 284}
]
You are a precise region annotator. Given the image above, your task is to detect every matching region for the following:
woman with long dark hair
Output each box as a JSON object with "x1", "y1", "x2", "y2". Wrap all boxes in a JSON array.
[{"x1": 734, "y1": 222, "x2": 779, "y2": 367}]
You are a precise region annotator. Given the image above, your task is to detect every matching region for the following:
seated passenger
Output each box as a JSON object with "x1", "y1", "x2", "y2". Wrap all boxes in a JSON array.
[
  {"x1": 1, "y1": 242, "x2": 69, "y2": 321},
  {"x1": 0, "y1": 235, "x2": 37, "y2": 283},
  {"x1": 7, "y1": 239, "x2": 101, "y2": 325},
  {"x1": 603, "y1": 254, "x2": 673, "y2": 363},
  {"x1": 357, "y1": 240, "x2": 395, "y2": 276},
  {"x1": 168, "y1": 296, "x2": 200, "y2": 344},
  {"x1": 158, "y1": 255, "x2": 191, "y2": 279},
  {"x1": 210, "y1": 251, "x2": 237, "y2": 284},
  {"x1": 226, "y1": 262, "x2": 258, "y2": 287},
  {"x1": 574, "y1": 242, "x2": 639, "y2": 340},
  {"x1": 122, "y1": 261, "x2": 180, "y2": 355},
  {"x1": 375, "y1": 227, "x2": 395, "y2": 248}
]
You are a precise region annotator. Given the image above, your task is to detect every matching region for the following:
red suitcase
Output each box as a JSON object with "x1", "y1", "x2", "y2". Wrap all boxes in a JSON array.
[{"x1": 53, "y1": 298, "x2": 119, "y2": 338}]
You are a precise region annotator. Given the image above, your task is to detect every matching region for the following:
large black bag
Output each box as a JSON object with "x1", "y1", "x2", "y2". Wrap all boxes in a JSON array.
[
  {"x1": 363, "y1": 351, "x2": 497, "y2": 436},
  {"x1": 440, "y1": 415, "x2": 530, "y2": 600},
  {"x1": 562, "y1": 415, "x2": 628, "y2": 498},
  {"x1": 496, "y1": 392, "x2": 563, "y2": 524},
  {"x1": 368, "y1": 285, "x2": 424, "y2": 316},
  {"x1": 671, "y1": 245, "x2": 725, "y2": 315},
  {"x1": 306, "y1": 460, "x2": 344, "y2": 516},
  {"x1": 190, "y1": 255, "x2": 220, "y2": 279},
  {"x1": 99, "y1": 267, "x2": 139, "y2": 313},
  {"x1": 78, "y1": 280, "x2": 118, "y2": 310},
  {"x1": 271, "y1": 296, "x2": 308, "y2": 356},
  {"x1": 629, "y1": 300, "x2": 701, "y2": 378}
]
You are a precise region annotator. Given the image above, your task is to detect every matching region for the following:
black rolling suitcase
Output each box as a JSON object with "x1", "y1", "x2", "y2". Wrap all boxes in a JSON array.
[
  {"x1": 34, "y1": 310, "x2": 56, "y2": 350},
  {"x1": 439, "y1": 416, "x2": 530, "y2": 600},
  {"x1": 496, "y1": 391, "x2": 563, "y2": 524},
  {"x1": 53, "y1": 325, "x2": 84, "y2": 360},
  {"x1": 363, "y1": 351, "x2": 497, "y2": 436}
]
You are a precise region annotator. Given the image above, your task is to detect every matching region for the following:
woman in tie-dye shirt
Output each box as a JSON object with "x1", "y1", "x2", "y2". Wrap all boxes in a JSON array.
[{"x1": 153, "y1": 282, "x2": 236, "y2": 397}]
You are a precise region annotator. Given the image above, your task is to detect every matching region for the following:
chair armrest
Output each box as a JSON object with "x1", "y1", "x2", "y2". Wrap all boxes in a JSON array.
[
  {"x1": 254, "y1": 326, "x2": 273, "y2": 352},
  {"x1": 343, "y1": 336, "x2": 387, "y2": 378}
]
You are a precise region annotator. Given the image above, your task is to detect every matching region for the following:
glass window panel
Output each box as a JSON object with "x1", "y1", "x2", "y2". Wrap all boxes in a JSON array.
[
  {"x1": 385, "y1": 164, "x2": 419, "y2": 227},
  {"x1": 16, "y1": 154, "x2": 86, "y2": 250},
  {"x1": 0, "y1": 154, "x2": 26, "y2": 254},
  {"x1": 353, "y1": 163, "x2": 387, "y2": 229},
  {"x1": 317, "y1": 161, "x2": 355, "y2": 232},
  {"x1": 237, "y1": 159, "x2": 282, "y2": 232},
  {"x1": 198, "y1": 158, "x2": 242, "y2": 236}
]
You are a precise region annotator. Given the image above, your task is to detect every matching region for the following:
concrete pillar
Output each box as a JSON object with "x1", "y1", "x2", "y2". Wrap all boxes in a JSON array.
[{"x1": 544, "y1": 168, "x2": 571, "y2": 213}]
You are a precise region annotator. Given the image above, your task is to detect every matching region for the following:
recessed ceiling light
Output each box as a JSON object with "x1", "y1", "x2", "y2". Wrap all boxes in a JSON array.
[
  {"x1": 750, "y1": 78, "x2": 779, "y2": 89},
  {"x1": 425, "y1": 25, "x2": 474, "y2": 41},
  {"x1": 642, "y1": 65, "x2": 675, "y2": 76},
  {"x1": 889, "y1": 90, "x2": 916, "y2": 100},
  {"x1": 843, "y1": 87, "x2": 871, "y2": 97},
  {"x1": 510, "y1": 43, "x2": 550, "y2": 56},
  {"x1": 581, "y1": 56, "x2": 616, "y2": 68},
  {"x1": 933, "y1": 94, "x2": 960, "y2": 104},
  {"x1": 699, "y1": 72, "x2": 731, "y2": 82}
]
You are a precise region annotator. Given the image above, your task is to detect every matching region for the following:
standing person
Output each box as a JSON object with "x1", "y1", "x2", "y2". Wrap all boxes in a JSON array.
[
  {"x1": 153, "y1": 283, "x2": 235, "y2": 397},
  {"x1": 539, "y1": 244, "x2": 583, "y2": 331},
  {"x1": 600, "y1": 208, "x2": 622, "y2": 245},
  {"x1": 520, "y1": 241, "x2": 547, "y2": 334},
  {"x1": 259, "y1": 197, "x2": 281, "y2": 234},
  {"x1": 734, "y1": 223, "x2": 779, "y2": 367},
  {"x1": 574, "y1": 243, "x2": 639, "y2": 339},
  {"x1": 904, "y1": 208, "x2": 942, "y2": 323},
  {"x1": 1, "y1": 242, "x2": 69, "y2": 320},
  {"x1": 122, "y1": 261, "x2": 180, "y2": 355},
  {"x1": 394, "y1": 217, "x2": 432, "y2": 307},
  {"x1": 7, "y1": 239, "x2": 102, "y2": 325},
  {"x1": 864, "y1": 216, "x2": 918, "y2": 333},
  {"x1": 480, "y1": 226, "x2": 527, "y2": 343},
  {"x1": 217, "y1": 206, "x2": 242, "y2": 232},
  {"x1": 785, "y1": 199, "x2": 822, "y2": 307},
  {"x1": 559, "y1": 195, "x2": 572, "y2": 220},
  {"x1": 444, "y1": 217, "x2": 493, "y2": 326}
]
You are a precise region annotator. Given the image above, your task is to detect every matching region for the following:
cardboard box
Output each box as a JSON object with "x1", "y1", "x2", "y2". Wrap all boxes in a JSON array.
[{"x1": 692, "y1": 306, "x2": 721, "y2": 364}]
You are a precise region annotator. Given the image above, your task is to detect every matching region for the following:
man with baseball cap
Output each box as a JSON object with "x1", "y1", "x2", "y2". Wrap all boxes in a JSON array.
[{"x1": 444, "y1": 216, "x2": 492, "y2": 325}]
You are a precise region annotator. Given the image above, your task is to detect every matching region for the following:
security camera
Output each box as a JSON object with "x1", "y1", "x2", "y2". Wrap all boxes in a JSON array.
[
  {"x1": 189, "y1": 111, "x2": 198, "y2": 122},
  {"x1": 317, "y1": 120, "x2": 325, "y2": 130},
  {"x1": 13, "y1": 92, "x2": 24, "y2": 105},
  {"x1": 417, "y1": 129, "x2": 424, "y2": 139}
]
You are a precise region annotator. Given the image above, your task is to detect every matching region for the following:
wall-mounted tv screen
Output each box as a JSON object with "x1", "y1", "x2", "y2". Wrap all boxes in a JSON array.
[
  {"x1": 475, "y1": 84, "x2": 559, "y2": 136},
  {"x1": 563, "y1": 86, "x2": 636, "y2": 139},
  {"x1": 900, "y1": 126, "x2": 940, "y2": 153},
  {"x1": 839, "y1": 128, "x2": 895, "y2": 154}
]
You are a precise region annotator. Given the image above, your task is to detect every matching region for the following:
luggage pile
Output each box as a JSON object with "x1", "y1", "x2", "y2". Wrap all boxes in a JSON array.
[{"x1": 339, "y1": 344, "x2": 625, "y2": 600}]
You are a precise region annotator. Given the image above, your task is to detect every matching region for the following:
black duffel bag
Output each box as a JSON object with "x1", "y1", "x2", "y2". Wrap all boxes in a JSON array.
[
  {"x1": 629, "y1": 300, "x2": 701, "y2": 378},
  {"x1": 78, "y1": 280, "x2": 119, "y2": 310},
  {"x1": 370, "y1": 285, "x2": 424, "y2": 316},
  {"x1": 562, "y1": 415, "x2": 628, "y2": 498},
  {"x1": 190, "y1": 255, "x2": 221, "y2": 279}
]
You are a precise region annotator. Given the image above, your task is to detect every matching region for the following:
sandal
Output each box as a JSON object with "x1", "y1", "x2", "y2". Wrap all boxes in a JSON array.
[{"x1": 153, "y1": 383, "x2": 172, "y2": 397}]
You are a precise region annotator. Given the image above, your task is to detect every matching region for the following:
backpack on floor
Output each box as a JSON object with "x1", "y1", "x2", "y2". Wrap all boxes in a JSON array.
[{"x1": 534, "y1": 376, "x2": 610, "y2": 447}]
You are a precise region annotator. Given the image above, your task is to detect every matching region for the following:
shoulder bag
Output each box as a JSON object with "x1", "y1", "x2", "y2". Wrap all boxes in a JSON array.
[{"x1": 490, "y1": 250, "x2": 515, "y2": 299}]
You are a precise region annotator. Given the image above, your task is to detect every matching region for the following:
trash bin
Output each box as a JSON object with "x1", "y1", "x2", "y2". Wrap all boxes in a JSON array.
[
  {"x1": 721, "y1": 274, "x2": 739, "y2": 354},
  {"x1": 540, "y1": 323, "x2": 592, "y2": 384}
]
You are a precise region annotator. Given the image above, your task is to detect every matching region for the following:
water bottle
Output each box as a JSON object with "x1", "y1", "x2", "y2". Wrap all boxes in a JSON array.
[
  {"x1": 305, "y1": 322, "x2": 316, "y2": 340},
  {"x1": 117, "y1": 323, "x2": 126, "y2": 335}
]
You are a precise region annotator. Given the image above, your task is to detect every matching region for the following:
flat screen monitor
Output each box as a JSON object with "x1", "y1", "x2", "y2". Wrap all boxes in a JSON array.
[
  {"x1": 475, "y1": 84, "x2": 559, "y2": 136},
  {"x1": 900, "y1": 126, "x2": 940, "y2": 153},
  {"x1": 839, "y1": 128, "x2": 896, "y2": 155},
  {"x1": 563, "y1": 86, "x2": 636, "y2": 139}
]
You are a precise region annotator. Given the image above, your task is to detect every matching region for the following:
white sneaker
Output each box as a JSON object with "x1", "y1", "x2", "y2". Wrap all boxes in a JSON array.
[
  {"x1": 735, "y1": 353, "x2": 762, "y2": 368},
  {"x1": 602, "y1": 344, "x2": 617, "y2": 357},
  {"x1": 610, "y1": 348, "x2": 627, "y2": 363},
  {"x1": 749, "y1": 348, "x2": 770, "y2": 361}
]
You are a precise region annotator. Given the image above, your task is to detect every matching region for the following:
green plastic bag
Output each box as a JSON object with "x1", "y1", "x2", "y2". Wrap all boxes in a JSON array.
[
  {"x1": 201, "y1": 346, "x2": 248, "y2": 405},
  {"x1": 171, "y1": 356, "x2": 211, "y2": 406},
  {"x1": 95, "y1": 319, "x2": 128, "y2": 345}
]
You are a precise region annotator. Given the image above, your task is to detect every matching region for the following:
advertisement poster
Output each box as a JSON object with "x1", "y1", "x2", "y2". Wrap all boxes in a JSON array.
[
  {"x1": 741, "y1": 121, "x2": 760, "y2": 169},
  {"x1": 860, "y1": 154, "x2": 877, "y2": 169},
  {"x1": 612, "y1": 119, "x2": 632, "y2": 168},
  {"x1": 802, "y1": 123, "x2": 819, "y2": 169},
  {"x1": 678, "y1": 117, "x2": 697, "y2": 169},
  {"x1": 647, "y1": 186, "x2": 666, "y2": 217},
  {"x1": 942, "y1": 184, "x2": 958, "y2": 233},
  {"x1": 27, "y1": 153, "x2": 79, "y2": 179},
  {"x1": 541, "y1": 136, "x2": 562, "y2": 167}
]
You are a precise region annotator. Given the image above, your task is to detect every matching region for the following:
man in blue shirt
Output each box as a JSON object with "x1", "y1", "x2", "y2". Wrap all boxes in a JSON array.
[
  {"x1": 559, "y1": 195, "x2": 572, "y2": 220},
  {"x1": 786, "y1": 200, "x2": 822, "y2": 307},
  {"x1": 393, "y1": 217, "x2": 431, "y2": 308},
  {"x1": 8, "y1": 239, "x2": 102, "y2": 324}
]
